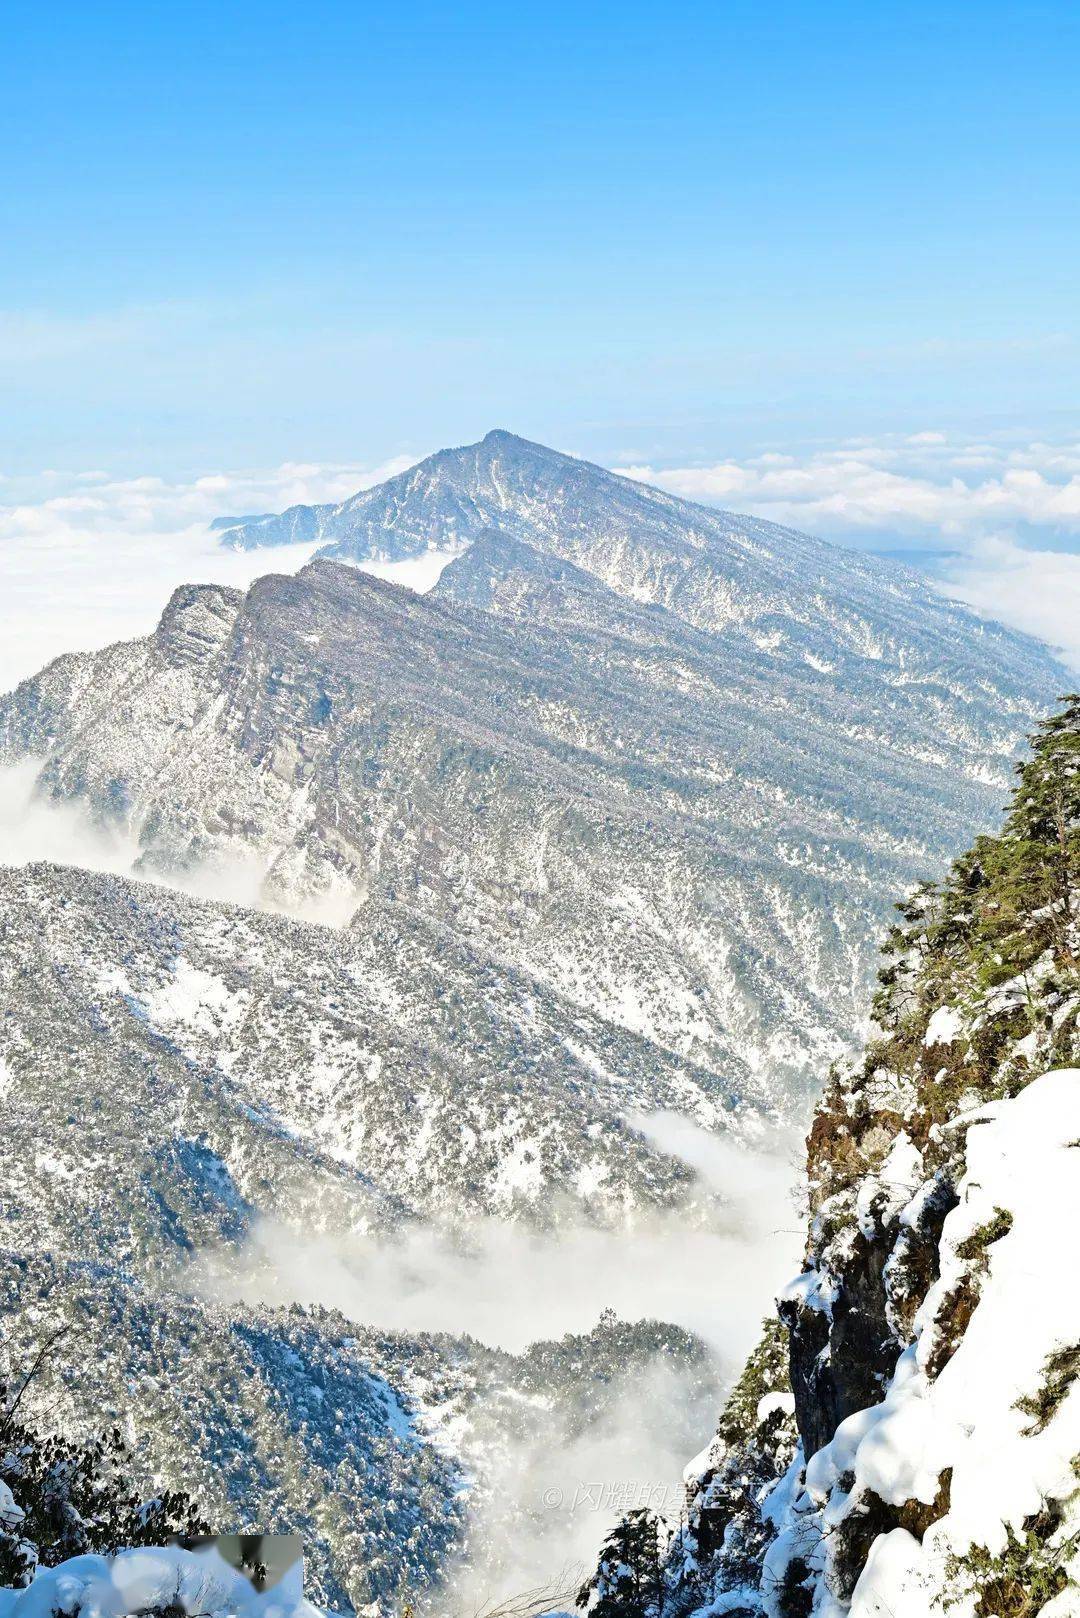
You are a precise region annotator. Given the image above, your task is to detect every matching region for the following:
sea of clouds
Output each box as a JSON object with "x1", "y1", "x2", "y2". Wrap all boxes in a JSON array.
[{"x1": 0, "y1": 454, "x2": 419, "y2": 691}]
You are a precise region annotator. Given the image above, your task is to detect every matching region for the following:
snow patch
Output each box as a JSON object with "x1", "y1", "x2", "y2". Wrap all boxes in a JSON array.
[
  {"x1": 923, "y1": 1004, "x2": 964, "y2": 1047},
  {"x1": 0, "y1": 1546, "x2": 318, "y2": 1618}
]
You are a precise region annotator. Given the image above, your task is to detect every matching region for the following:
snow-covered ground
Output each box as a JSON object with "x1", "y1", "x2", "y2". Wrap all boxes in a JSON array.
[
  {"x1": 0, "y1": 1546, "x2": 318, "y2": 1618},
  {"x1": 837, "y1": 1068, "x2": 1080, "y2": 1616}
]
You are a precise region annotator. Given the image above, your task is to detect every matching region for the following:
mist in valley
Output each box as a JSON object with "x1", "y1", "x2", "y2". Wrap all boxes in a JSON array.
[
  {"x1": 0, "y1": 759, "x2": 360, "y2": 924},
  {"x1": 187, "y1": 1121, "x2": 803, "y2": 1609}
]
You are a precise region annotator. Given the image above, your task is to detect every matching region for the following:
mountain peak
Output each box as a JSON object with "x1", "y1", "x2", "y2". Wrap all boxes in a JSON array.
[
  {"x1": 473, "y1": 426, "x2": 600, "y2": 469},
  {"x1": 155, "y1": 581, "x2": 243, "y2": 667},
  {"x1": 480, "y1": 427, "x2": 528, "y2": 447},
  {"x1": 211, "y1": 429, "x2": 1058, "y2": 695}
]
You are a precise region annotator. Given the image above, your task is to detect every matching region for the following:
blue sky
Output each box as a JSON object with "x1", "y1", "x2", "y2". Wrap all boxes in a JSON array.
[{"x1": 2, "y1": 0, "x2": 1078, "y2": 477}]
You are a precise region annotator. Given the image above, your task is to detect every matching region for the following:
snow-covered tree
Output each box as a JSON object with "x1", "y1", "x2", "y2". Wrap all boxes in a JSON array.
[
  {"x1": 577, "y1": 1509, "x2": 667, "y2": 1618},
  {"x1": 0, "y1": 1347, "x2": 208, "y2": 1588}
]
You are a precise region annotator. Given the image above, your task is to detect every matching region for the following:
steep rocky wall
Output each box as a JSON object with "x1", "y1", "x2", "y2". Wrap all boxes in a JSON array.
[{"x1": 651, "y1": 697, "x2": 1080, "y2": 1616}]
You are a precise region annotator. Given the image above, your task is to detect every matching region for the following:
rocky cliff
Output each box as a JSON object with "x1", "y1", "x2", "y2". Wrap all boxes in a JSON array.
[{"x1": 649, "y1": 696, "x2": 1080, "y2": 1615}]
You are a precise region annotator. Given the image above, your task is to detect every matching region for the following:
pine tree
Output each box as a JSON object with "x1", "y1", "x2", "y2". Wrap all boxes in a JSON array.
[
  {"x1": 983, "y1": 691, "x2": 1080, "y2": 967},
  {"x1": 0, "y1": 1357, "x2": 209, "y2": 1588},
  {"x1": 577, "y1": 1509, "x2": 667, "y2": 1618},
  {"x1": 873, "y1": 693, "x2": 1080, "y2": 1030}
]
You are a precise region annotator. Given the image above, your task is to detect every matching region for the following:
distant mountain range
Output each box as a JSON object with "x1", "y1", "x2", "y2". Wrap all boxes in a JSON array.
[
  {"x1": 215, "y1": 429, "x2": 1054, "y2": 703},
  {"x1": 0, "y1": 430, "x2": 1067, "y2": 1612},
  {"x1": 3, "y1": 434, "x2": 1062, "y2": 1097}
]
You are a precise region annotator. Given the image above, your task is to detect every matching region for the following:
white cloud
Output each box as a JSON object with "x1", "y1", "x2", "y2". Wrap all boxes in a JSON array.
[
  {"x1": 616, "y1": 433, "x2": 1080, "y2": 539},
  {"x1": 0, "y1": 453, "x2": 422, "y2": 691},
  {"x1": 942, "y1": 535, "x2": 1080, "y2": 675},
  {"x1": 195, "y1": 1189, "x2": 800, "y2": 1359}
]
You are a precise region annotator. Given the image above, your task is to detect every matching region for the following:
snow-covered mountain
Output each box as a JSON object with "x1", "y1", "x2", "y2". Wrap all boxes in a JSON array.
[
  {"x1": 0, "y1": 432, "x2": 1071, "y2": 1614},
  {"x1": 0, "y1": 859, "x2": 746, "y2": 1247},
  {"x1": 216, "y1": 429, "x2": 1050, "y2": 703},
  {"x1": 0, "y1": 472, "x2": 1063, "y2": 1105},
  {"x1": 0, "y1": 862, "x2": 728, "y2": 1610}
]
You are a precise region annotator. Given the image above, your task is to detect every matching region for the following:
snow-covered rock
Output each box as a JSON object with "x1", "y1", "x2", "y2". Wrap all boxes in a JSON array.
[{"x1": 648, "y1": 696, "x2": 1080, "y2": 1616}]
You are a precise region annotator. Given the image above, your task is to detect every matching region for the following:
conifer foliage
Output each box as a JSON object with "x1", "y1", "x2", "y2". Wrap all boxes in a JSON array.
[
  {"x1": 577, "y1": 1509, "x2": 668, "y2": 1618},
  {"x1": 0, "y1": 1343, "x2": 208, "y2": 1588},
  {"x1": 877, "y1": 692, "x2": 1080, "y2": 1008}
]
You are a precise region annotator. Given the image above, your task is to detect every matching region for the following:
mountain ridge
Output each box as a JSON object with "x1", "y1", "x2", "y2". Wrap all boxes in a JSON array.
[
  {"x1": 1, "y1": 429, "x2": 1073, "y2": 1614},
  {"x1": 214, "y1": 429, "x2": 1057, "y2": 711},
  {"x1": 2, "y1": 538, "x2": 1056, "y2": 1098}
]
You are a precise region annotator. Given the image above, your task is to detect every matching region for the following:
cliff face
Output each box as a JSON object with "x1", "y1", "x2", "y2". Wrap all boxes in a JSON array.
[{"x1": 663, "y1": 697, "x2": 1080, "y2": 1616}]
